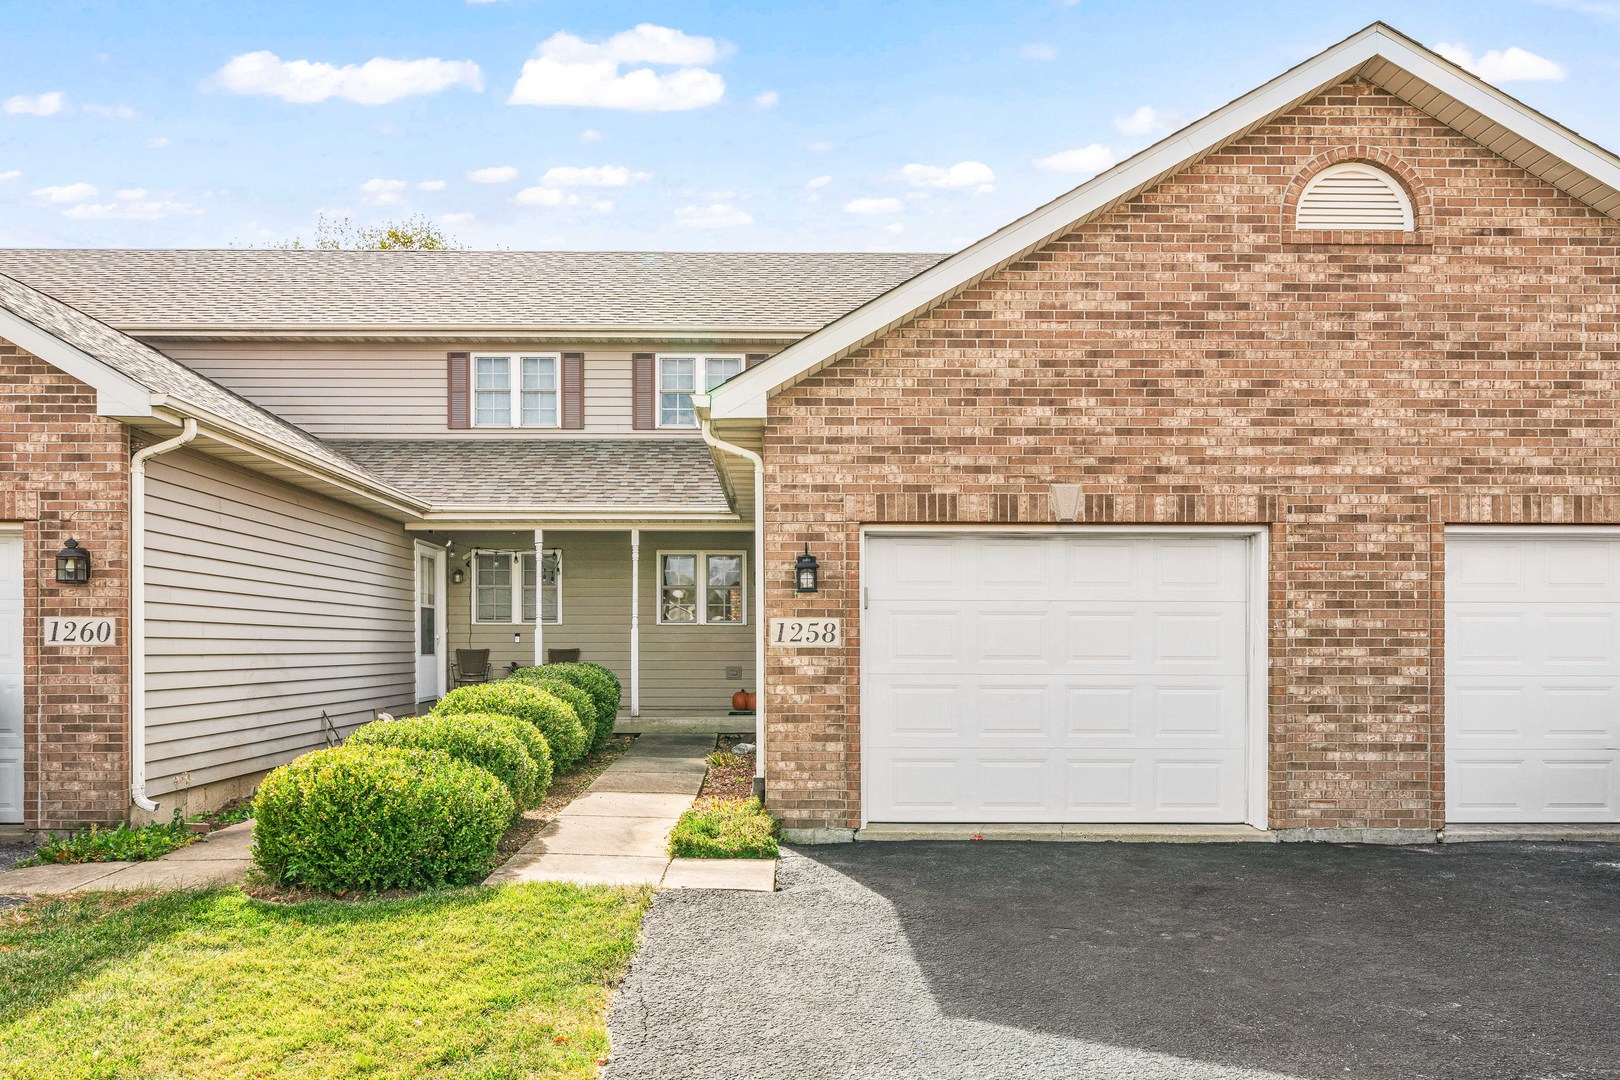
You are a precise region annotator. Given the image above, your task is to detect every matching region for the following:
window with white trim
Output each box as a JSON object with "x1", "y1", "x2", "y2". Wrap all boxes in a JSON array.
[
  {"x1": 472, "y1": 550, "x2": 561, "y2": 623},
  {"x1": 473, "y1": 354, "x2": 560, "y2": 427},
  {"x1": 657, "y1": 354, "x2": 745, "y2": 427},
  {"x1": 1295, "y1": 163, "x2": 1414, "y2": 231},
  {"x1": 658, "y1": 550, "x2": 746, "y2": 624}
]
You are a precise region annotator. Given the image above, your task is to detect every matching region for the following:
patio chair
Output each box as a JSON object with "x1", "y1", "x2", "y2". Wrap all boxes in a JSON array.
[
  {"x1": 546, "y1": 648, "x2": 581, "y2": 663},
  {"x1": 451, "y1": 649, "x2": 492, "y2": 687}
]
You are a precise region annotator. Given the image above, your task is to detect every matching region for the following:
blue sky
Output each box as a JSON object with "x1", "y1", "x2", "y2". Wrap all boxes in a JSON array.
[{"x1": 1, "y1": 0, "x2": 1616, "y2": 252}]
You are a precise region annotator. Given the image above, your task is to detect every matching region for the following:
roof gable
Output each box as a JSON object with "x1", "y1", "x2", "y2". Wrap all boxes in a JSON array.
[{"x1": 708, "y1": 22, "x2": 1620, "y2": 419}]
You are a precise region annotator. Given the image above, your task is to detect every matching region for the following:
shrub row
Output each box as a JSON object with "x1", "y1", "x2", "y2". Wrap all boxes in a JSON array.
[{"x1": 252, "y1": 662, "x2": 622, "y2": 893}]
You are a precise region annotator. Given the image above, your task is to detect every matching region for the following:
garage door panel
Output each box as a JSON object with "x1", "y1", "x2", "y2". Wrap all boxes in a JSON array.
[
  {"x1": 1447, "y1": 534, "x2": 1620, "y2": 823},
  {"x1": 866, "y1": 533, "x2": 1253, "y2": 824}
]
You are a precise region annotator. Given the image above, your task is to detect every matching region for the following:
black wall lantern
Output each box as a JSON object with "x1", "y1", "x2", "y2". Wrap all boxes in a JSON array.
[
  {"x1": 55, "y1": 538, "x2": 92, "y2": 584},
  {"x1": 794, "y1": 544, "x2": 820, "y2": 594}
]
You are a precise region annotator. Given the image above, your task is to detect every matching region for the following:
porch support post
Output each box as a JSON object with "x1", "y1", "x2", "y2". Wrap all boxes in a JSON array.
[
  {"x1": 630, "y1": 527, "x2": 641, "y2": 717},
  {"x1": 533, "y1": 528, "x2": 544, "y2": 667}
]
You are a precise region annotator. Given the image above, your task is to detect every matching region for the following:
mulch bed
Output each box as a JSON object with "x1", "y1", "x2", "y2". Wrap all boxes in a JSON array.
[{"x1": 698, "y1": 735, "x2": 757, "y2": 804}]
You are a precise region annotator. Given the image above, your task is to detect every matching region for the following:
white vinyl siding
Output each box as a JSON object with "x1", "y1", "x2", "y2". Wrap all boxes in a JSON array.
[
  {"x1": 657, "y1": 354, "x2": 744, "y2": 428},
  {"x1": 1295, "y1": 163, "x2": 1414, "y2": 230},
  {"x1": 473, "y1": 354, "x2": 559, "y2": 428},
  {"x1": 472, "y1": 550, "x2": 560, "y2": 624},
  {"x1": 142, "y1": 449, "x2": 416, "y2": 798}
]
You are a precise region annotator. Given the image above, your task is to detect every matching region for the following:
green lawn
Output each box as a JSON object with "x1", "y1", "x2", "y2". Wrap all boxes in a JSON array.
[{"x1": 0, "y1": 883, "x2": 650, "y2": 1079}]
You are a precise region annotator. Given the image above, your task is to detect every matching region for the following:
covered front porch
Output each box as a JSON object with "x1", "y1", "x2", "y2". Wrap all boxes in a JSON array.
[{"x1": 410, "y1": 524, "x2": 757, "y2": 727}]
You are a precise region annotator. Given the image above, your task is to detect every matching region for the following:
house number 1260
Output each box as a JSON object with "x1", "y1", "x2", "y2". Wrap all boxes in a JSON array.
[
  {"x1": 43, "y1": 617, "x2": 117, "y2": 646},
  {"x1": 769, "y1": 618, "x2": 841, "y2": 647}
]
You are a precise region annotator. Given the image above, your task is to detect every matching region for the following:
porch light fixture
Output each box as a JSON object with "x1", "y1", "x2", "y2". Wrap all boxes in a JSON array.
[
  {"x1": 794, "y1": 544, "x2": 819, "y2": 594},
  {"x1": 55, "y1": 538, "x2": 91, "y2": 584},
  {"x1": 451, "y1": 568, "x2": 465, "y2": 585}
]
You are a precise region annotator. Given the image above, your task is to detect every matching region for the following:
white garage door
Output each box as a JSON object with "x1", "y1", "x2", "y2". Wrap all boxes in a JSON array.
[
  {"x1": 0, "y1": 534, "x2": 21, "y2": 824},
  {"x1": 863, "y1": 532, "x2": 1255, "y2": 823},
  {"x1": 1447, "y1": 532, "x2": 1620, "y2": 823}
]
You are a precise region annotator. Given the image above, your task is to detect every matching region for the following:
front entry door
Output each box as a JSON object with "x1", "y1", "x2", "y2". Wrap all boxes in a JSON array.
[
  {"x1": 0, "y1": 534, "x2": 23, "y2": 823},
  {"x1": 415, "y1": 544, "x2": 446, "y2": 704}
]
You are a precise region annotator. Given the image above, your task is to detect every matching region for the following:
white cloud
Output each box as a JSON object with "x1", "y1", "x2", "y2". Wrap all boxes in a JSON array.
[
  {"x1": 754, "y1": 89, "x2": 779, "y2": 108},
  {"x1": 513, "y1": 186, "x2": 568, "y2": 206},
  {"x1": 114, "y1": 187, "x2": 148, "y2": 200},
  {"x1": 884, "y1": 222, "x2": 904, "y2": 234},
  {"x1": 214, "y1": 51, "x2": 484, "y2": 105},
  {"x1": 418, "y1": 179, "x2": 447, "y2": 192},
  {"x1": 805, "y1": 175, "x2": 831, "y2": 190},
  {"x1": 900, "y1": 161, "x2": 995, "y2": 193},
  {"x1": 62, "y1": 195, "x2": 199, "y2": 221},
  {"x1": 33, "y1": 182, "x2": 98, "y2": 204},
  {"x1": 508, "y1": 24, "x2": 728, "y2": 111},
  {"x1": 1020, "y1": 43, "x2": 1057, "y2": 61},
  {"x1": 1435, "y1": 42, "x2": 1567, "y2": 81},
  {"x1": 468, "y1": 165, "x2": 518, "y2": 183},
  {"x1": 1035, "y1": 143, "x2": 1115, "y2": 174},
  {"x1": 537, "y1": 164, "x2": 649, "y2": 187},
  {"x1": 580, "y1": 128, "x2": 602, "y2": 142},
  {"x1": 806, "y1": 140, "x2": 832, "y2": 152},
  {"x1": 1113, "y1": 105, "x2": 1181, "y2": 137},
  {"x1": 590, "y1": 199, "x2": 614, "y2": 212},
  {"x1": 4, "y1": 92, "x2": 64, "y2": 116},
  {"x1": 0, "y1": 170, "x2": 20, "y2": 183},
  {"x1": 359, "y1": 178, "x2": 409, "y2": 205},
  {"x1": 83, "y1": 103, "x2": 137, "y2": 119},
  {"x1": 145, "y1": 136, "x2": 171, "y2": 149},
  {"x1": 844, "y1": 196, "x2": 902, "y2": 214},
  {"x1": 442, "y1": 211, "x2": 476, "y2": 224},
  {"x1": 674, "y1": 202, "x2": 753, "y2": 228}
]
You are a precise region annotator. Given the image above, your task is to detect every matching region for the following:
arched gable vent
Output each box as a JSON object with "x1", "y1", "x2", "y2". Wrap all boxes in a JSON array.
[{"x1": 1295, "y1": 163, "x2": 1414, "y2": 230}]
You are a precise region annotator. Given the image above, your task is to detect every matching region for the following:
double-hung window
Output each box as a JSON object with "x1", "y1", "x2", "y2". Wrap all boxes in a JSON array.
[
  {"x1": 472, "y1": 550, "x2": 561, "y2": 623},
  {"x1": 656, "y1": 355, "x2": 744, "y2": 428},
  {"x1": 658, "y1": 550, "x2": 746, "y2": 625},
  {"x1": 473, "y1": 354, "x2": 560, "y2": 428}
]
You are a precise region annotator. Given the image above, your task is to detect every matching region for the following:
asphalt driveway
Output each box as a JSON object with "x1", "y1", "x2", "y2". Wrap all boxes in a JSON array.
[{"x1": 607, "y1": 840, "x2": 1620, "y2": 1080}]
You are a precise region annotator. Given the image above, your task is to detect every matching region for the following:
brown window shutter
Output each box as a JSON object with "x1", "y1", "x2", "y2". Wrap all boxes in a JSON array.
[
  {"x1": 561, "y1": 352, "x2": 585, "y2": 429},
  {"x1": 447, "y1": 351, "x2": 470, "y2": 429},
  {"x1": 745, "y1": 352, "x2": 769, "y2": 368},
  {"x1": 632, "y1": 352, "x2": 655, "y2": 430}
]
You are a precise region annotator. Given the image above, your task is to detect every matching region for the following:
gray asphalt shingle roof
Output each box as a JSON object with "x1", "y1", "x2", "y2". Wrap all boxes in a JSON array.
[
  {"x1": 0, "y1": 249, "x2": 945, "y2": 333},
  {"x1": 326, "y1": 438, "x2": 732, "y2": 512},
  {"x1": 0, "y1": 271, "x2": 368, "y2": 476}
]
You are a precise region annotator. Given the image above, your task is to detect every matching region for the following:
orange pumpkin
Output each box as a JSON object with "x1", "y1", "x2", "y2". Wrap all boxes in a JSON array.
[
  {"x1": 732, "y1": 689, "x2": 750, "y2": 711},
  {"x1": 744, "y1": 690, "x2": 757, "y2": 711}
]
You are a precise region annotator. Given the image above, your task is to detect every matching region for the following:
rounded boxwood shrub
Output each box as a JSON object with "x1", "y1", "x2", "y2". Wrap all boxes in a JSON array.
[
  {"x1": 508, "y1": 671, "x2": 604, "y2": 750},
  {"x1": 432, "y1": 681, "x2": 587, "y2": 771},
  {"x1": 515, "y1": 663, "x2": 619, "y2": 743},
  {"x1": 347, "y1": 712, "x2": 541, "y2": 818},
  {"x1": 252, "y1": 744, "x2": 512, "y2": 892}
]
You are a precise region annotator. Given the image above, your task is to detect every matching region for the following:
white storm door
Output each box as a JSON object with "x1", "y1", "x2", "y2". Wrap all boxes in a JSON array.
[
  {"x1": 1447, "y1": 532, "x2": 1620, "y2": 823},
  {"x1": 864, "y1": 531, "x2": 1252, "y2": 824},
  {"x1": 0, "y1": 534, "x2": 23, "y2": 823},
  {"x1": 415, "y1": 544, "x2": 447, "y2": 703}
]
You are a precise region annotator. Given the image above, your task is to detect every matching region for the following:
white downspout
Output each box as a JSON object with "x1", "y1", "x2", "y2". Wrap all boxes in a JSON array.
[
  {"x1": 629, "y1": 527, "x2": 640, "y2": 718},
  {"x1": 130, "y1": 415, "x2": 198, "y2": 813},
  {"x1": 693, "y1": 397, "x2": 766, "y2": 800}
]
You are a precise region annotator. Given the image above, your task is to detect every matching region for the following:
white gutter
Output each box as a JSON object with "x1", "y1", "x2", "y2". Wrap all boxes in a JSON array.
[
  {"x1": 692, "y1": 394, "x2": 766, "y2": 798},
  {"x1": 129, "y1": 413, "x2": 198, "y2": 812}
]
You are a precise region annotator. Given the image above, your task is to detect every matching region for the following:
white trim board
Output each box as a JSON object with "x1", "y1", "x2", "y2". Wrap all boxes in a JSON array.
[{"x1": 709, "y1": 22, "x2": 1620, "y2": 420}]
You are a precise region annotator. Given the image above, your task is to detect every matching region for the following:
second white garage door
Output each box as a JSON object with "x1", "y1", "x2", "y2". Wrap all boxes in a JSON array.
[
  {"x1": 863, "y1": 532, "x2": 1256, "y2": 824},
  {"x1": 1447, "y1": 532, "x2": 1620, "y2": 823}
]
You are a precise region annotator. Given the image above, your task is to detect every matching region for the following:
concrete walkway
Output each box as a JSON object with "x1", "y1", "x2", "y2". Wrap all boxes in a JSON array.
[
  {"x1": 487, "y1": 733, "x2": 775, "y2": 892},
  {"x1": 0, "y1": 820, "x2": 252, "y2": 896}
]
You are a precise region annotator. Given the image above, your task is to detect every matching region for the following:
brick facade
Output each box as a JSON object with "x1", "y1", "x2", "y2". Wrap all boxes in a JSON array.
[
  {"x1": 761, "y1": 81, "x2": 1620, "y2": 832},
  {"x1": 1, "y1": 340, "x2": 130, "y2": 829}
]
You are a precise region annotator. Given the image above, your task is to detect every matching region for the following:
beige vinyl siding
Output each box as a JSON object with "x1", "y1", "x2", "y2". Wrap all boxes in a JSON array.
[
  {"x1": 147, "y1": 339, "x2": 766, "y2": 439},
  {"x1": 143, "y1": 449, "x2": 416, "y2": 796},
  {"x1": 444, "y1": 529, "x2": 754, "y2": 714}
]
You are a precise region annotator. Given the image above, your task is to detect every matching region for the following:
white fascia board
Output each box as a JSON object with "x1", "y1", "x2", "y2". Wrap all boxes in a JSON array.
[
  {"x1": 0, "y1": 305, "x2": 155, "y2": 417},
  {"x1": 709, "y1": 23, "x2": 1620, "y2": 419}
]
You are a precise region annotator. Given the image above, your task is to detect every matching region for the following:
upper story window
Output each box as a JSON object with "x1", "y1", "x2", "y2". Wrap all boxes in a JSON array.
[
  {"x1": 1295, "y1": 163, "x2": 1414, "y2": 231},
  {"x1": 474, "y1": 353, "x2": 560, "y2": 427},
  {"x1": 657, "y1": 354, "x2": 744, "y2": 428}
]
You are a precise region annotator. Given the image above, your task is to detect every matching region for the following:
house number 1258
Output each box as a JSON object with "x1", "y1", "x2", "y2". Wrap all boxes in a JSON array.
[{"x1": 769, "y1": 618, "x2": 841, "y2": 647}]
